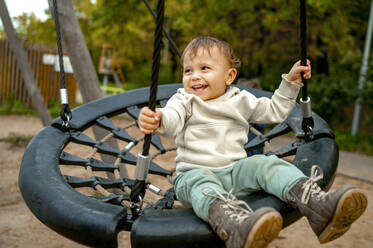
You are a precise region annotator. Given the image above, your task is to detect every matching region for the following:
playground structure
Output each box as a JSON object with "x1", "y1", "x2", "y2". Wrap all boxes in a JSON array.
[
  {"x1": 98, "y1": 44, "x2": 125, "y2": 93},
  {"x1": 15, "y1": 0, "x2": 345, "y2": 247},
  {"x1": 19, "y1": 83, "x2": 339, "y2": 248}
]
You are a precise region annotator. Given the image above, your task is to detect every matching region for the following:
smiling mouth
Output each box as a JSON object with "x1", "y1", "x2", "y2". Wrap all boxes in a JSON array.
[{"x1": 191, "y1": 84, "x2": 208, "y2": 92}]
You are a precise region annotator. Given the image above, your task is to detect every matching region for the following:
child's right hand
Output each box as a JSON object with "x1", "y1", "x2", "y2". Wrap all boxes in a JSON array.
[
  {"x1": 138, "y1": 107, "x2": 162, "y2": 134},
  {"x1": 286, "y1": 60, "x2": 311, "y2": 84}
]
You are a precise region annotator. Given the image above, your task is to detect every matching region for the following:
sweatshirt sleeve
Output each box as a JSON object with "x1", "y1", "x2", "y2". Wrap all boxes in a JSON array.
[
  {"x1": 157, "y1": 91, "x2": 191, "y2": 137},
  {"x1": 243, "y1": 74, "x2": 302, "y2": 124}
]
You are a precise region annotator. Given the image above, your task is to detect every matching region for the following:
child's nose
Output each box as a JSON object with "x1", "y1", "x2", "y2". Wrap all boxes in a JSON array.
[{"x1": 191, "y1": 72, "x2": 201, "y2": 81}]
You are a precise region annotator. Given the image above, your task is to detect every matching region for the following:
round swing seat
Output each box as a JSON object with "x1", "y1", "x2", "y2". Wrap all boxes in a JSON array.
[{"x1": 19, "y1": 84, "x2": 338, "y2": 248}]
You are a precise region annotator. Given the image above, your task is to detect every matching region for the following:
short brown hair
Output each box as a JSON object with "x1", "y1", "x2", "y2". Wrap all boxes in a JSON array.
[{"x1": 181, "y1": 36, "x2": 241, "y2": 69}]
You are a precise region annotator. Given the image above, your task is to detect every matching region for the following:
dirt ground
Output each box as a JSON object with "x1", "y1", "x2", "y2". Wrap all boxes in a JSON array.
[{"x1": 0, "y1": 115, "x2": 372, "y2": 248}]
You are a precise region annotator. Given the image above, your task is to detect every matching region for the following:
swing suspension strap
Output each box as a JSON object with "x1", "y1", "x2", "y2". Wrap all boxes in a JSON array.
[
  {"x1": 130, "y1": 0, "x2": 165, "y2": 204},
  {"x1": 52, "y1": 0, "x2": 72, "y2": 129},
  {"x1": 299, "y1": 0, "x2": 314, "y2": 141}
]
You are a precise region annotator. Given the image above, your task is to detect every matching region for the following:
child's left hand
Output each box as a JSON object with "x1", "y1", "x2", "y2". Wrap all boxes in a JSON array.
[{"x1": 286, "y1": 60, "x2": 311, "y2": 84}]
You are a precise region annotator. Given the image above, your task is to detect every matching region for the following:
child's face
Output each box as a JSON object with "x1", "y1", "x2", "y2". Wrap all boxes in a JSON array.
[{"x1": 182, "y1": 46, "x2": 237, "y2": 101}]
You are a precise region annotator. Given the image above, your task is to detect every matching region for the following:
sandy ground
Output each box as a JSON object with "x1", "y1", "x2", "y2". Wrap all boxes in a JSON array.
[{"x1": 0, "y1": 115, "x2": 372, "y2": 248}]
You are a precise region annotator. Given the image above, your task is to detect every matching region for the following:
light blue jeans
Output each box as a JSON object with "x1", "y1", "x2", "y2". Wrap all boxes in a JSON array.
[{"x1": 173, "y1": 155, "x2": 307, "y2": 221}]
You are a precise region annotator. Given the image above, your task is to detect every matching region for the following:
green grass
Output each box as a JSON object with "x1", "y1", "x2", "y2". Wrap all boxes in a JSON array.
[
  {"x1": 100, "y1": 83, "x2": 125, "y2": 94},
  {"x1": 0, "y1": 97, "x2": 78, "y2": 118},
  {"x1": 47, "y1": 99, "x2": 63, "y2": 118},
  {"x1": 0, "y1": 95, "x2": 36, "y2": 116},
  {"x1": 0, "y1": 133, "x2": 33, "y2": 148},
  {"x1": 334, "y1": 129, "x2": 373, "y2": 156}
]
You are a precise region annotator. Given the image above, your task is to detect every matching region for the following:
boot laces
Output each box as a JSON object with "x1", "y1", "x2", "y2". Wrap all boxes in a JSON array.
[
  {"x1": 301, "y1": 165, "x2": 328, "y2": 204},
  {"x1": 203, "y1": 187, "x2": 253, "y2": 224}
]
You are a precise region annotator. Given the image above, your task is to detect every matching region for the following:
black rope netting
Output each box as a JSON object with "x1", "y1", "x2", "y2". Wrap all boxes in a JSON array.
[{"x1": 59, "y1": 107, "x2": 175, "y2": 210}]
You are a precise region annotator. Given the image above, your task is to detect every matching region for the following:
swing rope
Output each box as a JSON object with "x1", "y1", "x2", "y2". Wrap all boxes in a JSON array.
[
  {"x1": 130, "y1": 0, "x2": 165, "y2": 204},
  {"x1": 52, "y1": 0, "x2": 72, "y2": 129},
  {"x1": 143, "y1": 0, "x2": 165, "y2": 156},
  {"x1": 299, "y1": 0, "x2": 314, "y2": 140},
  {"x1": 300, "y1": 0, "x2": 308, "y2": 98}
]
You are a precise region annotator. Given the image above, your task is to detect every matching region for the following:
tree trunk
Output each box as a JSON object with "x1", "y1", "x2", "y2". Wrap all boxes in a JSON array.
[
  {"x1": 0, "y1": 0, "x2": 52, "y2": 126},
  {"x1": 47, "y1": 0, "x2": 128, "y2": 178}
]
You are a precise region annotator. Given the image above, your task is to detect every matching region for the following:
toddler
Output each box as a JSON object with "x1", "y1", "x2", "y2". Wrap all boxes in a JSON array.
[{"x1": 138, "y1": 36, "x2": 367, "y2": 248}]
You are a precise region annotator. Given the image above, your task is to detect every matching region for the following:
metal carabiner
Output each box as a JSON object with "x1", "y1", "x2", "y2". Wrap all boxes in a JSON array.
[{"x1": 62, "y1": 113, "x2": 71, "y2": 129}]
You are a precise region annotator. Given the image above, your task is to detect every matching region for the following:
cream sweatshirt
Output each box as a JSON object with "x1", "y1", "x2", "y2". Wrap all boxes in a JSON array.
[{"x1": 157, "y1": 75, "x2": 301, "y2": 173}]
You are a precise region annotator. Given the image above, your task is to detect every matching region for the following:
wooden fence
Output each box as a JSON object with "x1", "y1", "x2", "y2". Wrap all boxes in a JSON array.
[{"x1": 0, "y1": 38, "x2": 76, "y2": 107}]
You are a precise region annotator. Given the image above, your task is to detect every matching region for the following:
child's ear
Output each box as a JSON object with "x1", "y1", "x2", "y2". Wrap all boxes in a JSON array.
[{"x1": 225, "y1": 68, "x2": 238, "y2": 86}]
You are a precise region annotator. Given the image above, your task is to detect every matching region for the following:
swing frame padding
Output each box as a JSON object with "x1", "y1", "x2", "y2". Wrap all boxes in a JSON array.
[{"x1": 19, "y1": 84, "x2": 338, "y2": 248}]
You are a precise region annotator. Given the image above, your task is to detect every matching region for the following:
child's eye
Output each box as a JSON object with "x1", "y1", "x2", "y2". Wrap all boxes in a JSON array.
[
  {"x1": 201, "y1": 66, "x2": 209, "y2": 70},
  {"x1": 184, "y1": 69, "x2": 191, "y2": 73}
]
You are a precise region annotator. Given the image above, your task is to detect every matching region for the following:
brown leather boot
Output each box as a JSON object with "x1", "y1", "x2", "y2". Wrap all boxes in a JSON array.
[
  {"x1": 205, "y1": 189, "x2": 282, "y2": 248},
  {"x1": 289, "y1": 165, "x2": 368, "y2": 244}
]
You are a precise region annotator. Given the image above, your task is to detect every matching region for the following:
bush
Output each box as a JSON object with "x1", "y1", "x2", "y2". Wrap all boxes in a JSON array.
[
  {"x1": 48, "y1": 99, "x2": 62, "y2": 118},
  {"x1": 334, "y1": 129, "x2": 373, "y2": 156},
  {"x1": 0, "y1": 95, "x2": 35, "y2": 115},
  {"x1": 125, "y1": 62, "x2": 180, "y2": 90},
  {"x1": 0, "y1": 96, "x2": 74, "y2": 119}
]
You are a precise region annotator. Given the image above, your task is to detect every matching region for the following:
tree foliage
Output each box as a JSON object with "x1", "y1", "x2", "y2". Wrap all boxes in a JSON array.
[{"x1": 13, "y1": 13, "x2": 56, "y2": 44}]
